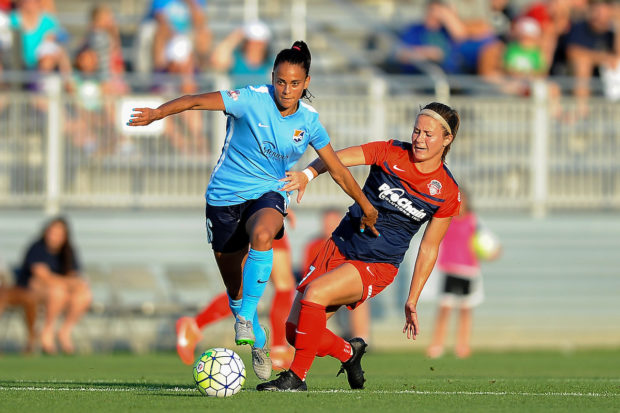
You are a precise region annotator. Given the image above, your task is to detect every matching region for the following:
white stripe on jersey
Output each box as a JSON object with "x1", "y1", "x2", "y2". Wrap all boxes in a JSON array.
[
  {"x1": 207, "y1": 117, "x2": 235, "y2": 189},
  {"x1": 249, "y1": 85, "x2": 269, "y2": 94},
  {"x1": 299, "y1": 101, "x2": 318, "y2": 113}
]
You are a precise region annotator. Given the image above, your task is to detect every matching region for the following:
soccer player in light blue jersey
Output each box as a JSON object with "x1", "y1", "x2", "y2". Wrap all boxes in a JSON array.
[{"x1": 128, "y1": 41, "x2": 379, "y2": 381}]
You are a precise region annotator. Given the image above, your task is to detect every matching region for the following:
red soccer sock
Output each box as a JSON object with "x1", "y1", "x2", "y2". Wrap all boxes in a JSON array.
[
  {"x1": 194, "y1": 292, "x2": 232, "y2": 329},
  {"x1": 270, "y1": 289, "x2": 294, "y2": 348},
  {"x1": 287, "y1": 321, "x2": 352, "y2": 362},
  {"x1": 316, "y1": 328, "x2": 353, "y2": 363},
  {"x1": 289, "y1": 300, "x2": 326, "y2": 380},
  {"x1": 285, "y1": 321, "x2": 296, "y2": 347}
]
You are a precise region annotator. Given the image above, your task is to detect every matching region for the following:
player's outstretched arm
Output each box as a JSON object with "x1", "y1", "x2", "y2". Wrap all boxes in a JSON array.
[
  {"x1": 318, "y1": 144, "x2": 379, "y2": 235},
  {"x1": 128, "y1": 91, "x2": 225, "y2": 126},
  {"x1": 403, "y1": 216, "x2": 452, "y2": 340}
]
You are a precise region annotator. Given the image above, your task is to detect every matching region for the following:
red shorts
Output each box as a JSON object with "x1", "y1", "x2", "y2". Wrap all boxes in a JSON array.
[
  {"x1": 272, "y1": 232, "x2": 290, "y2": 251},
  {"x1": 297, "y1": 237, "x2": 398, "y2": 309}
]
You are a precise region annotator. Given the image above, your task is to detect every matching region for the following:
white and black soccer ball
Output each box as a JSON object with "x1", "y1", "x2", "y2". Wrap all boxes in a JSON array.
[{"x1": 193, "y1": 347, "x2": 246, "y2": 397}]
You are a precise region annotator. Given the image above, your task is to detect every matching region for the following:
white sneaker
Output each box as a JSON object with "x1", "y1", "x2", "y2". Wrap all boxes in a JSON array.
[
  {"x1": 234, "y1": 315, "x2": 255, "y2": 346},
  {"x1": 252, "y1": 325, "x2": 272, "y2": 380}
]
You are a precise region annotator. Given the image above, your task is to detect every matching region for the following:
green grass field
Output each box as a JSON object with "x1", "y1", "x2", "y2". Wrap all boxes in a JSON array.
[{"x1": 1, "y1": 349, "x2": 618, "y2": 412}]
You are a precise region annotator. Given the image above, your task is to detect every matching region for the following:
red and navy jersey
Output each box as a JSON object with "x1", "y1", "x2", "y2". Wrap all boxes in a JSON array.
[{"x1": 332, "y1": 140, "x2": 460, "y2": 267}]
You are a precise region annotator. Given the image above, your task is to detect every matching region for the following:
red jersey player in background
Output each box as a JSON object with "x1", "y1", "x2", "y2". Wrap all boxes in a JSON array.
[
  {"x1": 258, "y1": 101, "x2": 461, "y2": 391},
  {"x1": 176, "y1": 210, "x2": 297, "y2": 369}
]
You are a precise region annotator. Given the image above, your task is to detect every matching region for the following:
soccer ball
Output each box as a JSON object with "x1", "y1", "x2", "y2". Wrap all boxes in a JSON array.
[
  {"x1": 471, "y1": 229, "x2": 501, "y2": 261},
  {"x1": 193, "y1": 348, "x2": 246, "y2": 397}
]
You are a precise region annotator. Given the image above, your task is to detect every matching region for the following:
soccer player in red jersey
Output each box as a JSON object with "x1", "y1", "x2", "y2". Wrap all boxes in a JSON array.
[{"x1": 257, "y1": 102, "x2": 462, "y2": 391}]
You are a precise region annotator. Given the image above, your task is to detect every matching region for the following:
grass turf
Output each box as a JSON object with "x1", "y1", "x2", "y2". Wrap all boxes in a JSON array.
[{"x1": 0, "y1": 349, "x2": 618, "y2": 412}]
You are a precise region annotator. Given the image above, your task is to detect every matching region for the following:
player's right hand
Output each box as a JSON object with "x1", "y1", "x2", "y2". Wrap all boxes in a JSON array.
[
  {"x1": 127, "y1": 107, "x2": 161, "y2": 126},
  {"x1": 360, "y1": 207, "x2": 380, "y2": 237},
  {"x1": 279, "y1": 171, "x2": 309, "y2": 203},
  {"x1": 402, "y1": 301, "x2": 419, "y2": 340}
]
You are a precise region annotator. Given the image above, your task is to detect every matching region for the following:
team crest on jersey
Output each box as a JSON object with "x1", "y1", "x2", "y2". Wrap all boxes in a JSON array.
[
  {"x1": 226, "y1": 90, "x2": 240, "y2": 101},
  {"x1": 427, "y1": 180, "x2": 442, "y2": 196},
  {"x1": 292, "y1": 129, "x2": 305, "y2": 143}
]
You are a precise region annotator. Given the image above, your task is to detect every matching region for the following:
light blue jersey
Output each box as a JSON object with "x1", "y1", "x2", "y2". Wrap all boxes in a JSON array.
[{"x1": 206, "y1": 85, "x2": 330, "y2": 206}]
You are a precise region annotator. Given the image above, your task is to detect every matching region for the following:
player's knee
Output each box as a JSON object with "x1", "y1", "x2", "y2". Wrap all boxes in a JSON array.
[
  {"x1": 302, "y1": 284, "x2": 326, "y2": 305},
  {"x1": 48, "y1": 284, "x2": 68, "y2": 302},
  {"x1": 285, "y1": 321, "x2": 296, "y2": 347},
  {"x1": 250, "y1": 228, "x2": 273, "y2": 250}
]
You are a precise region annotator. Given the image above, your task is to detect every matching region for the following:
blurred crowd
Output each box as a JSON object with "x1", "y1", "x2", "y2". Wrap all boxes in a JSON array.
[
  {"x1": 0, "y1": 0, "x2": 274, "y2": 156},
  {"x1": 391, "y1": 0, "x2": 620, "y2": 118},
  {"x1": 0, "y1": 0, "x2": 618, "y2": 154}
]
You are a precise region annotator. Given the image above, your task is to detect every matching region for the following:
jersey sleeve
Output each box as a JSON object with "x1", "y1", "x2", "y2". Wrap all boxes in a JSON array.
[
  {"x1": 219, "y1": 86, "x2": 257, "y2": 119},
  {"x1": 434, "y1": 188, "x2": 461, "y2": 218},
  {"x1": 309, "y1": 120, "x2": 330, "y2": 151},
  {"x1": 361, "y1": 140, "x2": 392, "y2": 166}
]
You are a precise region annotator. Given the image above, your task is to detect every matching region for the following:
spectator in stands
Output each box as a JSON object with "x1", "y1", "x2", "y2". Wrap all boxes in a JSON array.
[
  {"x1": 210, "y1": 20, "x2": 273, "y2": 88},
  {"x1": 489, "y1": 0, "x2": 519, "y2": 44},
  {"x1": 395, "y1": 0, "x2": 467, "y2": 75},
  {"x1": 9, "y1": 0, "x2": 71, "y2": 80},
  {"x1": 142, "y1": 0, "x2": 210, "y2": 155},
  {"x1": 81, "y1": 4, "x2": 128, "y2": 96},
  {"x1": 503, "y1": 17, "x2": 546, "y2": 79},
  {"x1": 0, "y1": 253, "x2": 38, "y2": 353},
  {"x1": 0, "y1": 8, "x2": 11, "y2": 77},
  {"x1": 445, "y1": 0, "x2": 505, "y2": 78},
  {"x1": 301, "y1": 208, "x2": 371, "y2": 344},
  {"x1": 64, "y1": 45, "x2": 119, "y2": 156},
  {"x1": 566, "y1": 0, "x2": 620, "y2": 116},
  {"x1": 522, "y1": 0, "x2": 576, "y2": 77},
  {"x1": 151, "y1": 0, "x2": 212, "y2": 85},
  {"x1": 16, "y1": 217, "x2": 91, "y2": 354}
]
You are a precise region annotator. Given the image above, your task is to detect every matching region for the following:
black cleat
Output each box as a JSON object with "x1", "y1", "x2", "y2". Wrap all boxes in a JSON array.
[
  {"x1": 256, "y1": 370, "x2": 308, "y2": 392},
  {"x1": 337, "y1": 337, "x2": 368, "y2": 389}
]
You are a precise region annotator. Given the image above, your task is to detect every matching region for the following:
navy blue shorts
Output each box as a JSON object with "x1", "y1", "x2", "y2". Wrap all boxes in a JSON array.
[{"x1": 205, "y1": 191, "x2": 288, "y2": 253}]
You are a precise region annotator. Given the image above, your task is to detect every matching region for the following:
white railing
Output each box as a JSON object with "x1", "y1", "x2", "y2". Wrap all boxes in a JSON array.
[{"x1": 1, "y1": 74, "x2": 619, "y2": 214}]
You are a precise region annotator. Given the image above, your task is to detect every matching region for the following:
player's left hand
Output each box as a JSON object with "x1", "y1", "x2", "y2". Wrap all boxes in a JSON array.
[
  {"x1": 279, "y1": 171, "x2": 309, "y2": 203},
  {"x1": 360, "y1": 207, "x2": 380, "y2": 237},
  {"x1": 127, "y1": 107, "x2": 161, "y2": 126},
  {"x1": 402, "y1": 301, "x2": 419, "y2": 340}
]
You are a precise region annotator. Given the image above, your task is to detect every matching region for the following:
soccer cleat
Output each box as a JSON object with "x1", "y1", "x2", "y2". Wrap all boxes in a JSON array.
[
  {"x1": 251, "y1": 325, "x2": 272, "y2": 380},
  {"x1": 176, "y1": 316, "x2": 203, "y2": 365},
  {"x1": 234, "y1": 315, "x2": 255, "y2": 346},
  {"x1": 337, "y1": 337, "x2": 368, "y2": 389},
  {"x1": 256, "y1": 370, "x2": 307, "y2": 392}
]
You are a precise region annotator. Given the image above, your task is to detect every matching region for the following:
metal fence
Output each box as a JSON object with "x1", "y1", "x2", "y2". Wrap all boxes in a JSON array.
[{"x1": 1, "y1": 74, "x2": 619, "y2": 215}]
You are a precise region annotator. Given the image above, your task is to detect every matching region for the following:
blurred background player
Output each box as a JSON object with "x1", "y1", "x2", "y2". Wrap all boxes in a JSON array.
[
  {"x1": 15, "y1": 217, "x2": 92, "y2": 354},
  {"x1": 176, "y1": 209, "x2": 297, "y2": 369},
  {"x1": 302, "y1": 208, "x2": 371, "y2": 343},
  {"x1": 426, "y1": 190, "x2": 501, "y2": 359}
]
